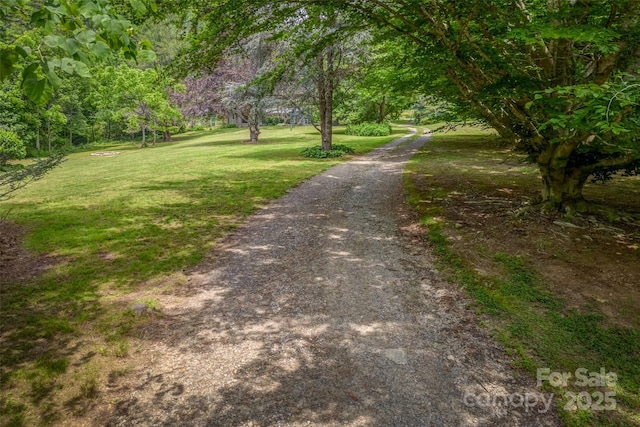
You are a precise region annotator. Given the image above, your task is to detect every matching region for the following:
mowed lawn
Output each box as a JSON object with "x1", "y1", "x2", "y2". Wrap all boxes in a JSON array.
[{"x1": 0, "y1": 125, "x2": 403, "y2": 425}]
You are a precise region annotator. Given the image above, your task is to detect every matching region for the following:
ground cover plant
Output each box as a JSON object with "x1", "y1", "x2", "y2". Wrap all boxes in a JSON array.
[
  {"x1": 344, "y1": 122, "x2": 392, "y2": 137},
  {"x1": 0, "y1": 125, "x2": 401, "y2": 426},
  {"x1": 405, "y1": 125, "x2": 640, "y2": 426}
]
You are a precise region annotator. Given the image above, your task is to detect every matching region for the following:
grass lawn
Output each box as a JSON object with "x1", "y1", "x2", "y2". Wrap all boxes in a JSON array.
[
  {"x1": 405, "y1": 125, "x2": 640, "y2": 426},
  {"x1": 0, "y1": 125, "x2": 404, "y2": 426}
]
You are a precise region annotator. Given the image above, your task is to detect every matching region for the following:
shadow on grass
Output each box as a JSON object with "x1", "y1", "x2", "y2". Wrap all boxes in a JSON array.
[
  {"x1": 105, "y1": 134, "x2": 550, "y2": 426},
  {"x1": 0, "y1": 131, "x2": 419, "y2": 425}
]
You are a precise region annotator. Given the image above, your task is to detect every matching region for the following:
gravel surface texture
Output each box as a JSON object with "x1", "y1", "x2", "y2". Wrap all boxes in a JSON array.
[{"x1": 105, "y1": 131, "x2": 559, "y2": 426}]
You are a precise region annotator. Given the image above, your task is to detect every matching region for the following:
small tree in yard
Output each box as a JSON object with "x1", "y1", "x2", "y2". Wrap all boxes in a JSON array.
[{"x1": 107, "y1": 66, "x2": 182, "y2": 147}]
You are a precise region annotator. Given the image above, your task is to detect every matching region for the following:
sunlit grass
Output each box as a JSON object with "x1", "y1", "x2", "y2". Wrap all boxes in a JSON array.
[{"x1": 0, "y1": 125, "x2": 403, "y2": 426}]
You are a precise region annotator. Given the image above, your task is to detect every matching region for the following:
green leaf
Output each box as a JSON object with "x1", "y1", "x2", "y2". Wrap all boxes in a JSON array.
[
  {"x1": 15, "y1": 46, "x2": 32, "y2": 57},
  {"x1": 21, "y1": 62, "x2": 38, "y2": 79},
  {"x1": 129, "y1": 0, "x2": 146, "y2": 16},
  {"x1": 44, "y1": 35, "x2": 65, "y2": 48},
  {"x1": 79, "y1": 1, "x2": 99, "y2": 18},
  {"x1": 22, "y1": 76, "x2": 53, "y2": 105},
  {"x1": 45, "y1": 5, "x2": 66, "y2": 16},
  {"x1": 91, "y1": 41, "x2": 110, "y2": 59},
  {"x1": 61, "y1": 57, "x2": 75, "y2": 74},
  {"x1": 74, "y1": 61, "x2": 91, "y2": 78},
  {"x1": 48, "y1": 58, "x2": 61, "y2": 69},
  {"x1": 45, "y1": 69, "x2": 62, "y2": 88},
  {"x1": 75, "y1": 30, "x2": 96, "y2": 44},
  {"x1": 63, "y1": 38, "x2": 81, "y2": 55},
  {"x1": 139, "y1": 49, "x2": 156, "y2": 62}
]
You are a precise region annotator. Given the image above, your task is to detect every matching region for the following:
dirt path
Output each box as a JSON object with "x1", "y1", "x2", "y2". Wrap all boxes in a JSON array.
[{"x1": 104, "y1": 132, "x2": 559, "y2": 426}]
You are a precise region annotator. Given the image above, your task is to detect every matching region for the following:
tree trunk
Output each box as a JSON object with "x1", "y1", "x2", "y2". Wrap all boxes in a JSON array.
[
  {"x1": 248, "y1": 122, "x2": 260, "y2": 142},
  {"x1": 47, "y1": 120, "x2": 51, "y2": 153},
  {"x1": 538, "y1": 160, "x2": 590, "y2": 213},
  {"x1": 163, "y1": 130, "x2": 172, "y2": 142},
  {"x1": 317, "y1": 47, "x2": 335, "y2": 151},
  {"x1": 68, "y1": 127, "x2": 72, "y2": 148},
  {"x1": 36, "y1": 127, "x2": 40, "y2": 151},
  {"x1": 141, "y1": 125, "x2": 147, "y2": 148},
  {"x1": 248, "y1": 107, "x2": 260, "y2": 142},
  {"x1": 240, "y1": 104, "x2": 261, "y2": 142},
  {"x1": 152, "y1": 119, "x2": 157, "y2": 146},
  {"x1": 535, "y1": 137, "x2": 591, "y2": 213},
  {"x1": 378, "y1": 96, "x2": 387, "y2": 123}
]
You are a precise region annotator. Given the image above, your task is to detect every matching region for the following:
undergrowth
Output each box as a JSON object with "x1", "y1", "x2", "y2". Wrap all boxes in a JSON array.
[
  {"x1": 345, "y1": 122, "x2": 392, "y2": 136},
  {"x1": 301, "y1": 144, "x2": 355, "y2": 158}
]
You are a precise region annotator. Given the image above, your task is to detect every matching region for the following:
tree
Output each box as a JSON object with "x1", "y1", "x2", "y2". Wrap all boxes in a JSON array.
[
  {"x1": 1, "y1": 0, "x2": 157, "y2": 199},
  {"x1": 173, "y1": 0, "x2": 640, "y2": 213},
  {"x1": 173, "y1": 4, "x2": 367, "y2": 150},
  {"x1": 334, "y1": 38, "x2": 416, "y2": 124},
  {"x1": 100, "y1": 65, "x2": 181, "y2": 147},
  {"x1": 1, "y1": 0, "x2": 157, "y2": 105}
]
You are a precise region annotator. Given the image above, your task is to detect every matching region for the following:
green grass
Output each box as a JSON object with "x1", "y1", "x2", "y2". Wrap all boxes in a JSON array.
[
  {"x1": 0, "y1": 125, "x2": 402, "y2": 426},
  {"x1": 405, "y1": 125, "x2": 640, "y2": 427}
]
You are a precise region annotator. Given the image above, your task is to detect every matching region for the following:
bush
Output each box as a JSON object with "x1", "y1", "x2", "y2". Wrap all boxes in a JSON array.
[
  {"x1": 265, "y1": 117, "x2": 284, "y2": 126},
  {"x1": 219, "y1": 123, "x2": 238, "y2": 129},
  {"x1": 301, "y1": 144, "x2": 355, "y2": 158},
  {"x1": 345, "y1": 122, "x2": 392, "y2": 136},
  {"x1": 0, "y1": 129, "x2": 26, "y2": 166}
]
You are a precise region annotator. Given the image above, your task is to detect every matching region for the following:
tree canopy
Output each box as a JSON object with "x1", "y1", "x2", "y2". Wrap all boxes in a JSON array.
[
  {"x1": 174, "y1": 0, "x2": 640, "y2": 212},
  {"x1": 1, "y1": 0, "x2": 639, "y2": 212}
]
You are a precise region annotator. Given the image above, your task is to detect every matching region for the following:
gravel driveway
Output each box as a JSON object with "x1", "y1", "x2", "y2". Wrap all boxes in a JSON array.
[{"x1": 106, "y1": 131, "x2": 559, "y2": 426}]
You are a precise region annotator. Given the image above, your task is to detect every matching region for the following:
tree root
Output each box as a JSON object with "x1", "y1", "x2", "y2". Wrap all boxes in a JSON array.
[{"x1": 515, "y1": 198, "x2": 639, "y2": 225}]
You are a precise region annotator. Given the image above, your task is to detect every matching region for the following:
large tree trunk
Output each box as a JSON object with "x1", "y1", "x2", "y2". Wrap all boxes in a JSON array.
[
  {"x1": 163, "y1": 130, "x2": 172, "y2": 142},
  {"x1": 538, "y1": 165, "x2": 590, "y2": 212},
  {"x1": 537, "y1": 140, "x2": 590, "y2": 213},
  {"x1": 317, "y1": 47, "x2": 335, "y2": 151}
]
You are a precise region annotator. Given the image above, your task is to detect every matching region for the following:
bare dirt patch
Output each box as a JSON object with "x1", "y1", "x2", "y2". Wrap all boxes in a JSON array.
[
  {"x1": 409, "y1": 138, "x2": 640, "y2": 329},
  {"x1": 0, "y1": 220, "x2": 55, "y2": 286}
]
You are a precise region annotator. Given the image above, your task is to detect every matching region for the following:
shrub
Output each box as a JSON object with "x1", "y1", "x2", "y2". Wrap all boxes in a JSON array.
[
  {"x1": 219, "y1": 123, "x2": 238, "y2": 129},
  {"x1": 265, "y1": 117, "x2": 284, "y2": 126},
  {"x1": 0, "y1": 129, "x2": 26, "y2": 166},
  {"x1": 301, "y1": 144, "x2": 355, "y2": 158},
  {"x1": 345, "y1": 122, "x2": 392, "y2": 136}
]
